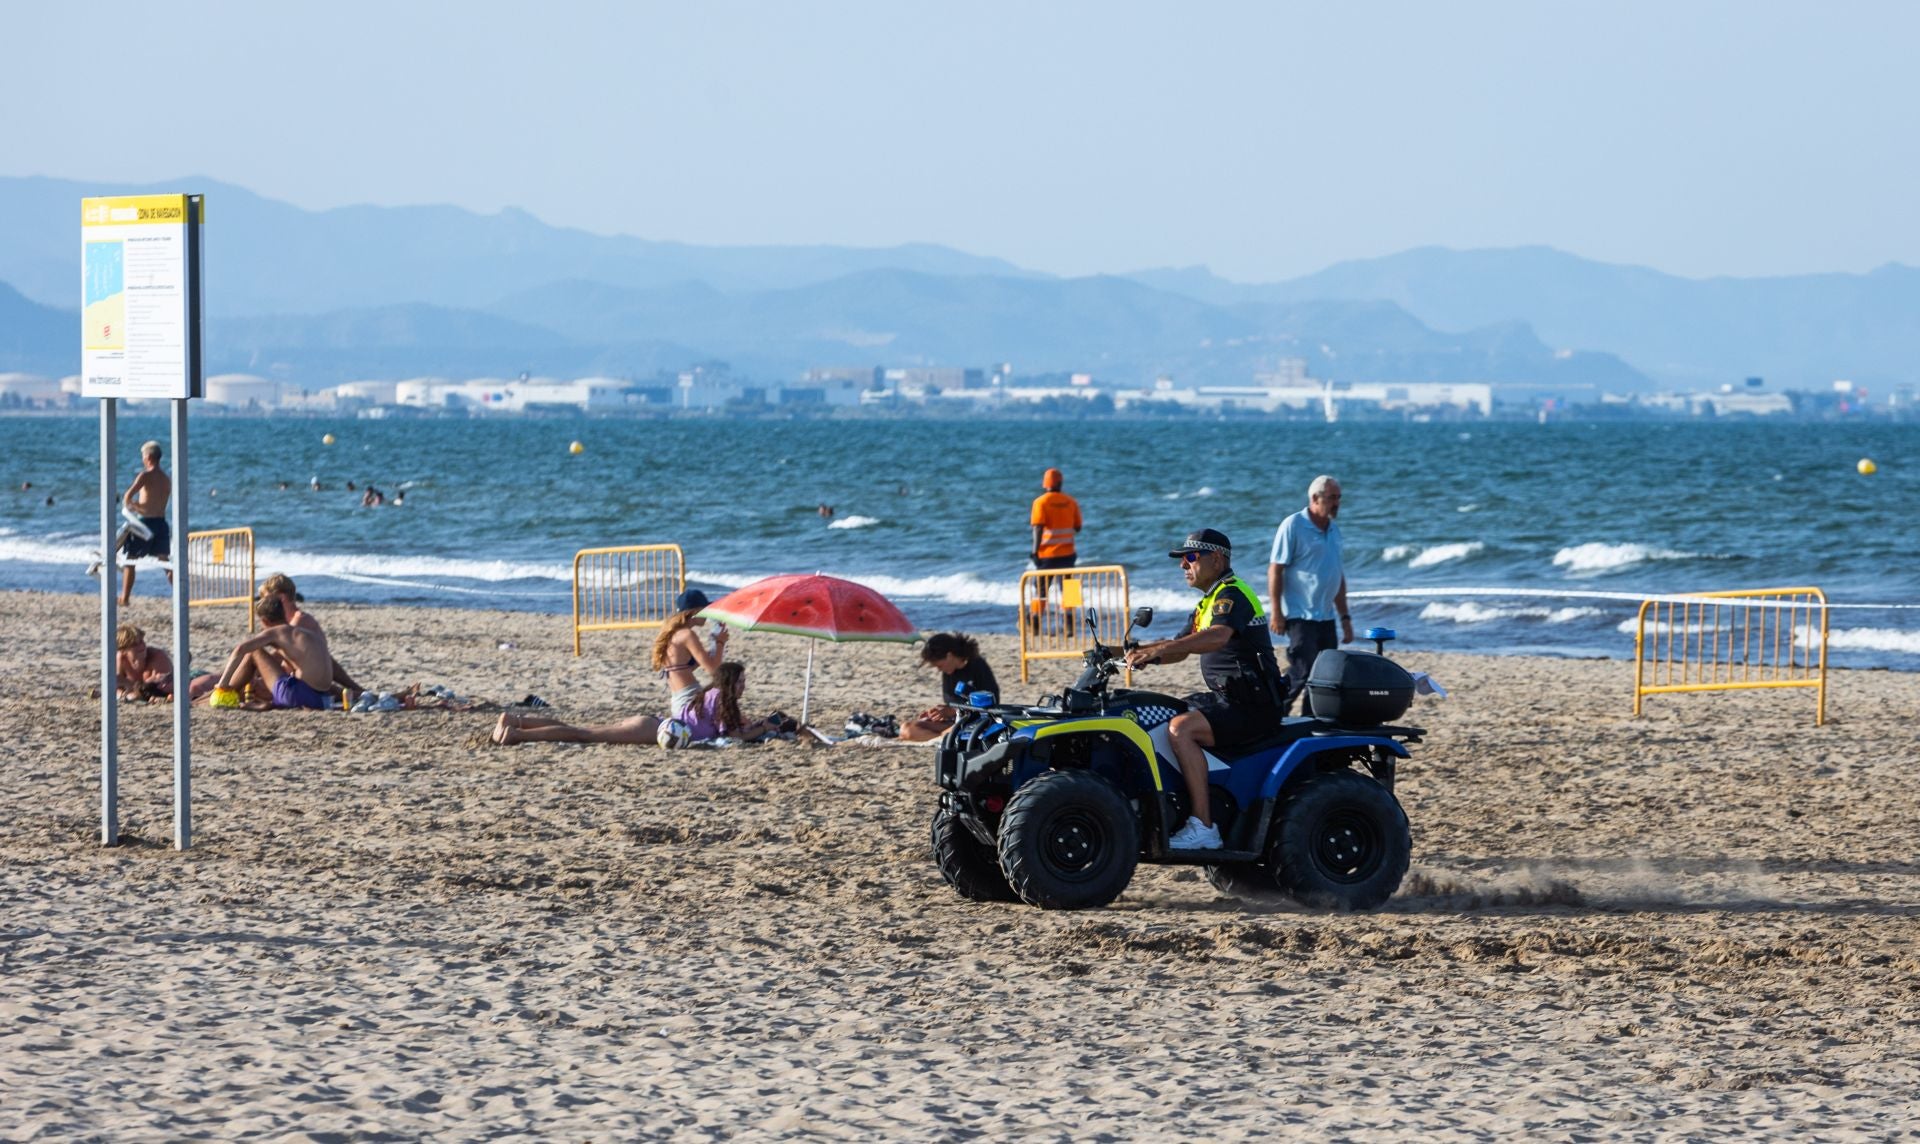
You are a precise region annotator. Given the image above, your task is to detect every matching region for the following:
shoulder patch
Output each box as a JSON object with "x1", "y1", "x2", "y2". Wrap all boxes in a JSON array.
[{"x1": 1212, "y1": 599, "x2": 1234, "y2": 615}]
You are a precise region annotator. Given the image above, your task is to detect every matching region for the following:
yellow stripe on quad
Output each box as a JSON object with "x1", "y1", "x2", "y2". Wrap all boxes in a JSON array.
[{"x1": 1026, "y1": 718, "x2": 1164, "y2": 792}]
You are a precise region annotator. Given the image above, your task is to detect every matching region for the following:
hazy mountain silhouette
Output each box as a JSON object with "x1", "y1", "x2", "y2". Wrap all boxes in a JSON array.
[
  {"x1": 9, "y1": 175, "x2": 1901, "y2": 391},
  {"x1": 0, "y1": 175, "x2": 1041, "y2": 317},
  {"x1": 0, "y1": 282, "x2": 73, "y2": 376},
  {"x1": 1130, "y1": 247, "x2": 1920, "y2": 389}
]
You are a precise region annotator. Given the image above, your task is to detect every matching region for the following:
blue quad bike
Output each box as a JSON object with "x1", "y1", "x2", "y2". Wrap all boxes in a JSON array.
[{"x1": 932, "y1": 608, "x2": 1425, "y2": 911}]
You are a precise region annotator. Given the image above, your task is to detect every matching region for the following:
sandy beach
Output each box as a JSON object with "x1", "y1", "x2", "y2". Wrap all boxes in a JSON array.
[{"x1": 5, "y1": 587, "x2": 1919, "y2": 1140}]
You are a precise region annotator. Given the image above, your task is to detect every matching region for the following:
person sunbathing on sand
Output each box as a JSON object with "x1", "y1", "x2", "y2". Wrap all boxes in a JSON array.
[
  {"x1": 115, "y1": 623, "x2": 174, "y2": 702},
  {"x1": 205, "y1": 596, "x2": 335, "y2": 710},
  {"x1": 492, "y1": 662, "x2": 792, "y2": 746}
]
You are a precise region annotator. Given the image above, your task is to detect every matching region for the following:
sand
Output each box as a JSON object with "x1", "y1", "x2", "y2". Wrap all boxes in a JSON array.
[{"x1": 4, "y1": 588, "x2": 1919, "y2": 1140}]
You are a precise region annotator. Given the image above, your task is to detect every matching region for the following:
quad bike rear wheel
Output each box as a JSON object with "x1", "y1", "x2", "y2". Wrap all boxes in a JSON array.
[
  {"x1": 997, "y1": 770, "x2": 1139, "y2": 910},
  {"x1": 1269, "y1": 769, "x2": 1410, "y2": 910},
  {"x1": 930, "y1": 808, "x2": 1016, "y2": 902}
]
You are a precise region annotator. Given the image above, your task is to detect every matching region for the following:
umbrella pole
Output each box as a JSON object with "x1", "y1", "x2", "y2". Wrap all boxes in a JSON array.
[{"x1": 801, "y1": 642, "x2": 815, "y2": 727}]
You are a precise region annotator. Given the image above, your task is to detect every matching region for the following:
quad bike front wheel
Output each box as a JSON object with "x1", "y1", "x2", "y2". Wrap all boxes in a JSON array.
[
  {"x1": 930, "y1": 808, "x2": 1016, "y2": 902},
  {"x1": 1269, "y1": 769, "x2": 1410, "y2": 910},
  {"x1": 997, "y1": 770, "x2": 1139, "y2": 910}
]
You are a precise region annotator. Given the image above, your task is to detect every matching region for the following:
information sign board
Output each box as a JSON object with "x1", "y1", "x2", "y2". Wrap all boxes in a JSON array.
[{"x1": 80, "y1": 194, "x2": 203, "y2": 400}]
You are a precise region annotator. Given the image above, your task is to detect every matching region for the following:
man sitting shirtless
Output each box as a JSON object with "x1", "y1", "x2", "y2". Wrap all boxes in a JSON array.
[{"x1": 208, "y1": 595, "x2": 336, "y2": 709}]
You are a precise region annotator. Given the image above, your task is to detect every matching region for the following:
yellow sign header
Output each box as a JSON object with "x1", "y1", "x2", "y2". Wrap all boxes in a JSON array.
[{"x1": 81, "y1": 194, "x2": 195, "y2": 228}]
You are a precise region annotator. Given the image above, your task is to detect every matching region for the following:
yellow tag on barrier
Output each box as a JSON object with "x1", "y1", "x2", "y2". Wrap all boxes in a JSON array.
[
  {"x1": 1060, "y1": 578, "x2": 1084, "y2": 609},
  {"x1": 210, "y1": 536, "x2": 226, "y2": 564}
]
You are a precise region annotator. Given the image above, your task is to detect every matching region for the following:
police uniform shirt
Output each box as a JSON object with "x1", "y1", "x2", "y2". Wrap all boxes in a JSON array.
[{"x1": 1178, "y1": 574, "x2": 1283, "y2": 704}]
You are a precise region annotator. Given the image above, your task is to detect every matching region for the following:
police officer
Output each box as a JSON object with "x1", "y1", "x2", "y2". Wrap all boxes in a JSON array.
[{"x1": 1125, "y1": 529, "x2": 1287, "y2": 850}]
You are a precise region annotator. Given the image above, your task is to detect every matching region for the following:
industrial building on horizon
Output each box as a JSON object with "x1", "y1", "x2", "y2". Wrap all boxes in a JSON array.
[{"x1": 0, "y1": 363, "x2": 1910, "y2": 421}]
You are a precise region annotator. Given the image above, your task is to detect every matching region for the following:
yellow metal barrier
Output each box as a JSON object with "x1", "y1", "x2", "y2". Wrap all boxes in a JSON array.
[
  {"x1": 186, "y1": 527, "x2": 257, "y2": 631},
  {"x1": 1634, "y1": 587, "x2": 1828, "y2": 725},
  {"x1": 1018, "y1": 564, "x2": 1131, "y2": 684},
  {"x1": 572, "y1": 544, "x2": 687, "y2": 655}
]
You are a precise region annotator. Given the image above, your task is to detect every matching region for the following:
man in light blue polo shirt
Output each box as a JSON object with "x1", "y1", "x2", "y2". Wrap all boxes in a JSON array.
[{"x1": 1268, "y1": 475, "x2": 1355, "y2": 714}]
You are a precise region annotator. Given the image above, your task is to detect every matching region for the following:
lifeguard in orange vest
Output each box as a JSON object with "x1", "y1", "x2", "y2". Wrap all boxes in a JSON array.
[
  {"x1": 1029, "y1": 468, "x2": 1082, "y2": 571},
  {"x1": 1028, "y1": 468, "x2": 1083, "y2": 632}
]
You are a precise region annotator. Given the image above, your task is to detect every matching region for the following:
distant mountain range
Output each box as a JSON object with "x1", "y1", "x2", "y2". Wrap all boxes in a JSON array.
[
  {"x1": 1127, "y1": 247, "x2": 1920, "y2": 389},
  {"x1": 2, "y1": 175, "x2": 1911, "y2": 391}
]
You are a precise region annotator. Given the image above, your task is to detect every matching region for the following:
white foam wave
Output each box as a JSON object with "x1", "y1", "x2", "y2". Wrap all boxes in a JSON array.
[
  {"x1": 1409, "y1": 541, "x2": 1485, "y2": 569},
  {"x1": 1553, "y1": 542, "x2": 1699, "y2": 573},
  {"x1": 0, "y1": 531, "x2": 95, "y2": 565},
  {"x1": 689, "y1": 568, "x2": 1198, "y2": 614},
  {"x1": 1193, "y1": 487, "x2": 1215, "y2": 497},
  {"x1": 1824, "y1": 627, "x2": 1920, "y2": 655},
  {"x1": 827, "y1": 515, "x2": 880, "y2": 530},
  {"x1": 261, "y1": 548, "x2": 574, "y2": 583},
  {"x1": 1457, "y1": 503, "x2": 1480, "y2": 513},
  {"x1": 1381, "y1": 541, "x2": 1485, "y2": 568},
  {"x1": 1423, "y1": 602, "x2": 1607, "y2": 625}
]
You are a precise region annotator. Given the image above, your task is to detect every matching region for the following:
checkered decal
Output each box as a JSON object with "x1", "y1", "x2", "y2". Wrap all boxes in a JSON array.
[{"x1": 1130, "y1": 706, "x2": 1178, "y2": 729}]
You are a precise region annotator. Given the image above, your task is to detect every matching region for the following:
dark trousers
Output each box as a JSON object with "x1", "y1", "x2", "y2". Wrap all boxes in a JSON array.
[{"x1": 1283, "y1": 619, "x2": 1339, "y2": 714}]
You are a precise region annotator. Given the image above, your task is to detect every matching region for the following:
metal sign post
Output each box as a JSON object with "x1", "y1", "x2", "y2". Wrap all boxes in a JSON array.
[
  {"x1": 83, "y1": 193, "x2": 204, "y2": 850},
  {"x1": 171, "y1": 398, "x2": 191, "y2": 848},
  {"x1": 99, "y1": 399, "x2": 119, "y2": 845}
]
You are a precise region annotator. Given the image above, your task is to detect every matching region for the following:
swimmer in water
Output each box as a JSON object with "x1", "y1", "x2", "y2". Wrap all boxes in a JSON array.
[
  {"x1": 818, "y1": 503, "x2": 834, "y2": 519},
  {"x1": 361, "y1": 486, "x2": 384, "y2": 507}
]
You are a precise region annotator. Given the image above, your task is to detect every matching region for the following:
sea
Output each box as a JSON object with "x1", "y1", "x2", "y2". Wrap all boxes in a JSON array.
[{"x1": 3, "y1": 414, "x2": 1916, "y2": 669}]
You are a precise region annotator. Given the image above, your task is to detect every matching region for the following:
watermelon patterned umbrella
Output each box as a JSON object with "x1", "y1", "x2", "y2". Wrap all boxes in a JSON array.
[{"x1": 698, "y1": 574, "x2": 918, "y2": 726}]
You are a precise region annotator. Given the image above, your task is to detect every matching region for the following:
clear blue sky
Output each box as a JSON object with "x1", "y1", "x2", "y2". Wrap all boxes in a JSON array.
[{"x1": 11, "y1": 1, "x2": 1916, "y2": 281}]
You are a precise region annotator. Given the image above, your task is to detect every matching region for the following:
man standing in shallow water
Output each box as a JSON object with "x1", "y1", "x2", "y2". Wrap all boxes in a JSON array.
[
  {"x1": 1269, "y1": 475, "x2": 1355, "y2": 714},
  {"x1": 117, "y1": 441, "x2": 173, "y2": 606}
]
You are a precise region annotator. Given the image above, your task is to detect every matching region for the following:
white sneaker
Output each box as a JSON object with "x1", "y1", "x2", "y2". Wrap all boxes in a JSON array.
[{"x1": 1169, "y1": 816, "x2": 1222, "y2": 850}]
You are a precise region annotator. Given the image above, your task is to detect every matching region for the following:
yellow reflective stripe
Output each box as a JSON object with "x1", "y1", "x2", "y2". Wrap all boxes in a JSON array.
[
  {"x1": 1031, "y1": 718, "x2": 1163, "y2": 791},
  {"x1": 1194, "y1": 575, "x2": 1265, "y2": 630}
]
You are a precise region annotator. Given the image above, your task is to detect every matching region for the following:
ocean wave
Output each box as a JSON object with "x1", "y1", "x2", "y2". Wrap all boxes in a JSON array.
[
  {"x1": 1824, "y1": 627, "x2": 1920, "y2": 655},
  {"x1": 263, "y1": 548, "x2": 574, "y2": 583},
  {"x1": 690, "y1": 568, "x2": 1197, "y2": 614},
  {"x1": 1552, "y1": 542, "x2": 1700, "y2": 574},
  {"x1": 1409, "y1": 541, "x2": 1485, "y2": 569},
  {"x1": 827, "y1": 515, "x2": 880, "y2": 530},
  {"x1": 1423, "y1": 602, "x2": 1608, "y2": 625},
  {"x1": 0, "y1": 531, "x2": 95, "y2": 565},
  {"x1": 1381, "y1": 541, "x2": 1485, "y2": 569}
]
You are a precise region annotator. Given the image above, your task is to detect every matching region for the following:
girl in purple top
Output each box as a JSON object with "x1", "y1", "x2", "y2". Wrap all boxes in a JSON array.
[{"x1": 677, "y1": 663, "x2": 790, "y2": 743}]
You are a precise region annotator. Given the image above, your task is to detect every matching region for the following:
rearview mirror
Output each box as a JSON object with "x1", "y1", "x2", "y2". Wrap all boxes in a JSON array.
[
  {"x1": 1083, "y1": 607, "x2": 1100, "y2": 634},
  {"x1": 1131, "y1": 606, "x2": 1154, "y2": 629}
]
